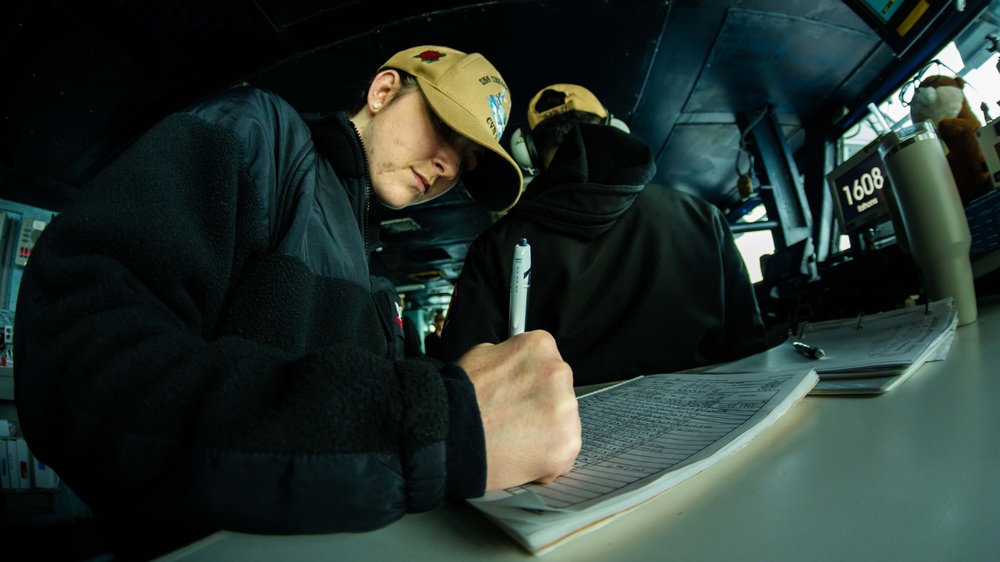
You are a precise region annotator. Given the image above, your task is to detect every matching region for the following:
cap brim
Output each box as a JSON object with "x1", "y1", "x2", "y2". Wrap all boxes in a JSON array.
[
  {"x1": 460, "y1": 149, "x2": 523, "y2": 213},
  {"x1": 418, "y1": 80, "x2": 523, "y2": 213}
]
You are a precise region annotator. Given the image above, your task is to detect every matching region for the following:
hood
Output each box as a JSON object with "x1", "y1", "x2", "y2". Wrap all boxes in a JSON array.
[{"x1": 512, "y1": 122, "x2": 656, "y2": 240}]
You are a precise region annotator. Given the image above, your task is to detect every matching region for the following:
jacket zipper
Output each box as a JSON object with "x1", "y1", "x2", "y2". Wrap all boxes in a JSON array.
[{"x1": 351, "y1": 122, "x2": 392, "y2": 359}]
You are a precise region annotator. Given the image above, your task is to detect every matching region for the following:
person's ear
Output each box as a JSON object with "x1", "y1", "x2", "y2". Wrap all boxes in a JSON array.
[{"x1": 368, "y1": 69, "x2": 401, "y2": 113}]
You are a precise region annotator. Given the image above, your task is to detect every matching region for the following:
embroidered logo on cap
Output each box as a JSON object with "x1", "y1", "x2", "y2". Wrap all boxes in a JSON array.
[
  {"x1": 414, "y1": 50, "x2": 446, "y2": 63},
  {"x1": 489, "y1": 88, "x2": 509, "y2": 140}
]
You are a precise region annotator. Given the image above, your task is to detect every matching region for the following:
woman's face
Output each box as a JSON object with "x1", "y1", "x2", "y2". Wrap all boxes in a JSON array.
[{"x1": 359, "y1": 75, "x2": 483, "y2": 210}]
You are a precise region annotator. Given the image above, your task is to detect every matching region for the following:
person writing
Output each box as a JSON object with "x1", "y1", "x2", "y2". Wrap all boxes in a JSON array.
[
  {"x1": 441, "y1": 84, "x2": 767, "y2": 385},
  {"x1": 13, "y1": 46, "x2": 580, "y2": 559}
]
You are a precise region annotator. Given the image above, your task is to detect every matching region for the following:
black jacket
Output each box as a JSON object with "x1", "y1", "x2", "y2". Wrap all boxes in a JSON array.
[
  {"x1": 13, "y1": 87, "x2": 485, "y2": 551},
  {"x1": 441, "y1": 123, "x2": 767, "y2": 385}
]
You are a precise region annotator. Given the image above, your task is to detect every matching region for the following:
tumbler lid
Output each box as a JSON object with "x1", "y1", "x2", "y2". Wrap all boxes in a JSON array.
[{"x1": 879, "y1": 120, "x2": 938, "y2": 158}]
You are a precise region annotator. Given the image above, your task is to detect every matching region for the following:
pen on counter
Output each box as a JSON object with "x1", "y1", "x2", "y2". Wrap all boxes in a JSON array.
[
  {"x1": 509, "y1": 238, "x2": 531, "y2": 337},
  {"x1": 793, "y1": 341, "x2": 826, "y2": 360}
]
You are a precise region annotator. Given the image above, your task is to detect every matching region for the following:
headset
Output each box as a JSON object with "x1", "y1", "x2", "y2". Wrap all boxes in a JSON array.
[{"x1": 510, "y1": 111, "x2": 631, "y2": 174}]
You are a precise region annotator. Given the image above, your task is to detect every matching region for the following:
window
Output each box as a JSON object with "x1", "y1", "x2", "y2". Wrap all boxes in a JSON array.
[{"x1": 732, "y1": 204, "x2": 774, "y2": 284}]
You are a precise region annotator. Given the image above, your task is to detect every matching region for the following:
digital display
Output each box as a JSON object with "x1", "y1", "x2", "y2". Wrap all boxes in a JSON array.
[
  {"x1": 844, "y1": 0, "x2": 947, "y2": 54},
  {"x1": 827, "y1": 142, "x2": 892, "y2": 234},
  {"x1": 864, "y1": 0, "x2": 904, "y2": 22}
]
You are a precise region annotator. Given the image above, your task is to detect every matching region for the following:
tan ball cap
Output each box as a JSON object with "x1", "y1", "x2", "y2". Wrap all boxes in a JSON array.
[
  {"x1": 380, "y1": 46, "x2": 523, "y2": 213},
  {"x1": 527, "y1": 83, "x2": 609, "y2": 130}
]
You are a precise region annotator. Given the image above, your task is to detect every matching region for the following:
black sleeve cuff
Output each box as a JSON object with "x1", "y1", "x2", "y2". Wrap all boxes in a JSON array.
[{"x1": 440, "y1": 362, "x2": 487, "y2": 498}]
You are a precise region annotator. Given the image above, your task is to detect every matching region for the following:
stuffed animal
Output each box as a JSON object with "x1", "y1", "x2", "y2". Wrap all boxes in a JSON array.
[{"x1": 909, "y1": 74, "x2": 991, "y2": 205}]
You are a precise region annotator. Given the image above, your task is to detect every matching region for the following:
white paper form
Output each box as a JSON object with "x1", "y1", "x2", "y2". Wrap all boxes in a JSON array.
[
  {"x1": 475, "y1": 370, "x2": 816, "y2": 513},
  {"x1": 706, "y1": 299, "x2": 958, "y2": 379},
  {"x1": 809, "y1": 327, "x2": 956, "y2": 395},
  {"x1": 468, "y1": 369, "x2": 817, "y2": 554}
]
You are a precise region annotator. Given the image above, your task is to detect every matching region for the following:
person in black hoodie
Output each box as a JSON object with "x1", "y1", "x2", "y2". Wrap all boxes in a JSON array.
[
  {"x1": 441, "y1": 84, "x2": 767, "y2": 386},
  {"x1": 13, "y1": 46, "x2": 580, "y2": 560}
]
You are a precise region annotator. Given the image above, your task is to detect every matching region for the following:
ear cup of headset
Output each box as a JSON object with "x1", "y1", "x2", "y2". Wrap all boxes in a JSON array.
[
  {"x1": 510, "y1": 126, "x2": 540, "y2": 173},
  {"x1": 608, "y1": 116, "x2": 630, "y2": 134}
]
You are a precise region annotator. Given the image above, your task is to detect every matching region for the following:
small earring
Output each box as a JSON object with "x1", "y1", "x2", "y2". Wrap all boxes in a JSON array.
[{"x1": 372, "y1": 102, "x2": 380, "y2": 110}]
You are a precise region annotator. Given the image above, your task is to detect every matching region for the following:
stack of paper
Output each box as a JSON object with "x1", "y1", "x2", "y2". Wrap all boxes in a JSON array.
[
  {"x1": 707, "y1": 298, "x2": 959, "y2": 395},
  {"x1": 469, "y1": 369, "x2": 818, "y2": 554}
]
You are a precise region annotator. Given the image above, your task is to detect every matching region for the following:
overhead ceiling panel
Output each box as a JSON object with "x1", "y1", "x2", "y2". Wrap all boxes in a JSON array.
[
  {"x1": 683, "y1": 9, "x2": 880, "y2": 117},
  {"x1": 657, "y1": 123, "x2": 744, "y2": 206}
]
